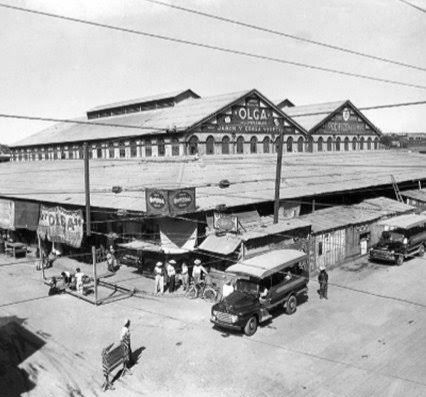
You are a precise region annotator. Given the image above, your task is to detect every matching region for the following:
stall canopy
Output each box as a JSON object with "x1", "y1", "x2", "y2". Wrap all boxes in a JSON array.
[
  {"x1": 198, "y1": 234, "x2": 242, "y2": 255},
  {"x1": 0, "y1": 198, "x2": 40, "y2": 231}
]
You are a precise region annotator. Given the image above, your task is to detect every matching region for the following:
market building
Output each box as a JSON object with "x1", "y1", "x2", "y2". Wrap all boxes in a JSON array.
[
  {"x1": 277, "y1": 99, "x2": 382, "y2": 152},
  {"x1": 9, "y1": 89, "x2": 308, "y2": 161}
]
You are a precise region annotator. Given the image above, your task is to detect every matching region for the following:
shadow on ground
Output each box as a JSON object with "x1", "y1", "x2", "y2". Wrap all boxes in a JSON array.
[{"x1": 0, "y1": 316, "x2": 45, "y2": 397}]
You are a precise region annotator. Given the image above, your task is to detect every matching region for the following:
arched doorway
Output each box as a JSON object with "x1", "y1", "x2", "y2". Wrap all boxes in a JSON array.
[
  {"x1": 250, "y1": 137, "x2": 258, "y2": 153},
  {"x1": 360, "y1": 137, "x2": 365, "y2": 150},
  {"x1": 374, "y1": 137, "x2": 379, "y2": 150},
  {"x1": 262, "y1": 136, "x2": 270, "y2": 153},
  {"x1": 352, "y1": 137, "x2": 357, "y2": 151},
  {"x1": 317, "y1": 137, "x2": 323, "y2": 152},
  {"x1": 206, "y1": 135, "x2": 215, "y2": 155},
  {"x1": 297, "y1": 137, "x2": 304, "y2": 152},
  {"x1": 236, "y1": 136, "x2": 244, "y2": 154},
  {"x1": 335, "y1": 137, "x2": 341, "y2": 151},
  {"x1": 327, "y1": 137, "x2": 333, "y2": 151},
  {"x1": 344, "y1": 137, "x2": 349, "y2": 151},
  {"x1": 188, "y1": 135, "x2": 199, "y2": 155},
  {"x1": 222, "y1": 136, "x2": 230, "y2": 154},
  {"x1": 286, "y1": 136, "x2": 293, "y2": 152},
  {"x1": 367, "y1": 137, "x2": 372, "y2": 150}
]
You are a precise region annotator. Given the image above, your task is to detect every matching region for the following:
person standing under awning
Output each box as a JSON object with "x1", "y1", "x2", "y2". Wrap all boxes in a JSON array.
[{"x1": 166, "y1": 259, "x2": 176, "y2": 293}]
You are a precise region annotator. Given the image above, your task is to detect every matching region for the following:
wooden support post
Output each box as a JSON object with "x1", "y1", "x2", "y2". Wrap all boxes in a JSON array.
[
  {"x1": 92, "y1": 246, "x2": 98, "y2": 305},
  {"x1": 37, "y1": 234, "x2": 45, "y2": 280},
  {"x1": 273, "y1": 130, "x2": 284, "y2": 224},
  {"x1": 84, "y1": 142, "x2": 91, "y2": 236},
  {"x1": 419, "y1": 180, "x2": 422, "y2": 190}
]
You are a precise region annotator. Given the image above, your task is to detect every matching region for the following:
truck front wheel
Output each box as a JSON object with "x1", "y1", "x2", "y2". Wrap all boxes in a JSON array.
[
  {"x1": 244, "y1": 316, "x2": 258, "y2": 336},
  {"x1": 418, "y1": 244, "x2": 424, "y2": 257},
  {"x1": 395, "y1": 255, "x2": 404, "y2": 266},
  {"x1": 285, "y1": 295, "x2": 297, "y2": 315}
]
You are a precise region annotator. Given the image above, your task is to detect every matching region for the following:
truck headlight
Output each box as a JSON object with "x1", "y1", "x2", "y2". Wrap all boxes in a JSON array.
[{"x1": 230, "y1": 315, "x2": 238, "y2": 323}]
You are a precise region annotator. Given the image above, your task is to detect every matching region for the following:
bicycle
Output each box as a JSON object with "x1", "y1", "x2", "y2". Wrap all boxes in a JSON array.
[{"x1": 186, "y1": 279, "x2": 218, "y2": 303}]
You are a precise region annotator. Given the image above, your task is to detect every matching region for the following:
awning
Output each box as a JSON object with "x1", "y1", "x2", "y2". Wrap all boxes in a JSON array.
[
  {"x1": 159, "y1": 218, "x2": 197, "y2": 254},
  {"x1": 198, "y1": 234, "x2": 241, "y2": 255}
]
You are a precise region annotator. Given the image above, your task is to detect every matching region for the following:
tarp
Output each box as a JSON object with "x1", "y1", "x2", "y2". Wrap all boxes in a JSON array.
[
  {"x1": 198, "y1": 234, "x2": 241, "y2": 255},
  {"x1": 0, "y1": 199, "x2": 14, "y2": 229},
  {"x1": 0, "y1": 199, "x2": 40, "y2": 230},
  {"x1": 159, "y1": 218, "x2": 197, "y2": 254}
]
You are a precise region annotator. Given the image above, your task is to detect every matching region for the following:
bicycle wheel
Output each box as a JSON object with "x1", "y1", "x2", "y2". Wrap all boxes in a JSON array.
[
  {"x1": 186, "y1": 285, "x2": 198, "y2": 299},
  {"x1": 203, "y1": 287, "x2": 217, "y2": 303}
]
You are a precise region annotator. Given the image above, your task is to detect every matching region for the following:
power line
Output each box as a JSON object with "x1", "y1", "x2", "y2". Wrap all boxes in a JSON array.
[
  {"x1": 141, "y1": 0, "x2": 426, "y2": 72},
  {"x1": 396, "y1": 0, "x2": 426, "y2": 13},
  {"x1": 0, "y1": 3, "x2": 425, "y2": 91}
]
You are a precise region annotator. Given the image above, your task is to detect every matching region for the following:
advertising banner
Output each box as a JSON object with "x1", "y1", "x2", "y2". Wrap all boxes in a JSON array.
[
  {"x1": 213, "y1": 212, "x2": 239, "y2": 233},
  {"x1": 37, "y1": 205, "x2": 84, "y2": 248},
  {"x1": 146, "y1": 188, "x2": 196, "y2": 216},
  {"x1": 0, "y1": 199, "x2": 15, "y2": 230}
]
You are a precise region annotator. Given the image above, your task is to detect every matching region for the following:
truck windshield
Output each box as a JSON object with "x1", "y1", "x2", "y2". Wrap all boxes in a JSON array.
[
  {"x1": 235, "y1": 279, "x2": 259, "y2": 295},
  {"x1": 381, "y1": 231, "x2": 405, "y2": 243}
]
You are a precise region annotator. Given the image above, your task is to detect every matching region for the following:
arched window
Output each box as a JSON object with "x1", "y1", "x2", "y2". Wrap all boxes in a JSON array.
[
  {"x1": 119, "y1": 141, "x2": 126, "y2": 158},
  {"x1": 374, "y1": 137, "x2": 379, "y2": 150},
  {"x1": 109, "y1": 143, "x2": 115, "y2": 159},
  {"x1": 172, "y1": 137, "x2": 180, "y2": 156},
  {"x1": 130, "y1": 141, "x2": 137, "y2": 157},
  {"x1": 317, "y1": 137, "x2": 323, "y2": 152},
  {"x1": 222, "y1": 136, "x2": 230, "y2": 154},
  {"x1": 335, "y1": 137, "x2": 341, "y2": 152},
  {"x1": 367, "y1": 137, "x2": 372, "y2": 150},
  {"x1": 68, "y1": 148, "x2": 74, "y2": 160},
  {"x1": 145, "y1": 139, "x2": 152, "y2": 157},
  {"x1": 297, "y1": 137, "x2": 304, "y2": 152},
  {"x1": 344, "y1": 137, "x2": 349, "y2": 151},
  {"x1": 236, "y1": 136, "x2": 244, "y2": 154},
  {"x1": 327, "y1": 137, "x2": 333, "y2": 151},
  {"x1": 206, "y1": 135, "x2": 215, "y2": 155},
  {"x1": 188, "y1": 135, "x2": 199, "y2": 155},
  {"x1": 250, "y1": 137, "x2": 258, "y2": 153},
  {"x1": 307, "y1": 137, "x2": 313, "y2": 152},
  {"x1": 262, "y1": 136, "x2": 270, "y2": 153},
  {"x1": 97, "y1": 144, "x2": 103, "y2": 159},
  {"x1": 286, "y1": 137, "x2": 293, "y2": 152},
  {"x1": 157, "y1": 138, "x2": 165, "y2": 156},
  {"x1": 352, "y1": 137, "x2": 357, "y2": 150},
  {"x1": 360, "y1": 137, "x2": 365, "y2": 150}
]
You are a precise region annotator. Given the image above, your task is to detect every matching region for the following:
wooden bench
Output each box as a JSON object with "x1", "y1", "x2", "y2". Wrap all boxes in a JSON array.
[{"x1": 101, "y1": 339, "x2": 131, "y2": 391}]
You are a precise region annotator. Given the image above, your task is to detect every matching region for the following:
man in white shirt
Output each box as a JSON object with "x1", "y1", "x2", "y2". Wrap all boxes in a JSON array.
[
  {"x1": 166, "y1": 259, "x2": 176, "y2": 293},
  {"x1": 192, "y1": 258, "x2": 208, "y2": 286},
  {"x1": 74, "y1": 267, "x2": 85, "y2": 295},
  {"x1": 154, "y1": 262, "x2": 164, "y2": 295},
  {"x1": 120, "y1": 319, "x2": 132, "y2": 367},
  {"x1": 222, "y1": 280, "x2": 234, "y2": 299}
]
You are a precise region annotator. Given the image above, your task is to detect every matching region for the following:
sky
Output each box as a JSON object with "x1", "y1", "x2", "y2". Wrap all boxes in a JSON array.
[{"x1": 0, "y1": 0, "x2": 425, "y2": 145}]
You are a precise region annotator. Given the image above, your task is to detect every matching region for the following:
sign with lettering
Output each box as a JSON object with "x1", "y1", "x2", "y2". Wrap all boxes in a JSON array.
[
  {"x1": 37, "y1": 205, "x2": 84, "y2": 248},
  {"x1": 146, "y1": 188, "x2": 196, "y2": 215},
  {"x1": 216, "y1": 100, "x2": 283, "y2": 134},
  {"x1": 315, "y1": 108, "x2": 370, "y2": 135},
  {"x1": 0, "y1": 199, "x2": 15, "y2": 230},
  {"x1": 213, "y1": 212, "x2": 238, "y2": 233}
]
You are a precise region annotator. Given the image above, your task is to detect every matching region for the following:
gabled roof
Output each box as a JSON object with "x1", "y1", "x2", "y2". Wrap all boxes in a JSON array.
[
  {"x1": 87, "y1": 89, "x2": 199, "y2": 112},
  {"x1": 12, "y1": 89, "x2": 307, "y2": 148},
  {"x1": 282, "y1": 100, "x2": 382, "y2": 136}
]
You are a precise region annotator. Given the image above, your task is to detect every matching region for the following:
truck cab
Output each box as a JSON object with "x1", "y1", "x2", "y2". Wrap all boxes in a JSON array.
[
  {"x1": 211, "y1": 249, "x2": 309, "y2": 336},
  {"x1": 369, "y1": 213, "x2": 426, "y2": 266}
]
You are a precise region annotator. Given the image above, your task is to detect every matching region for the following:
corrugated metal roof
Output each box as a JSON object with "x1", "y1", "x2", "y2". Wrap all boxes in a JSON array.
[
  {"x1": 379, "y1": 213, "x2": 426, "y2": 229},
  {"x1": 0, "y1": 151, "x2": 425, "y2": 213},
  {"x1": 241, "y1": 218, "x2": 311, "y2": 241},
  {"x1": 87, "y1": 89, "x2": 198, "y2": 112},
  {"x1": 300, "y1": 196, "x2": 414, "y2": 234},
  {"x1": 11, "y1": 90, "x2": 251, "y2": 147},
  {"x1": 400, "y1": 189, "x2": 426, "y2": 202},
  {"x1": 198, "y1": 234, "x2": 242, "y2": 255},
  {"x1": 282, "y1": 101, "x2": 346, "y2": 131}
]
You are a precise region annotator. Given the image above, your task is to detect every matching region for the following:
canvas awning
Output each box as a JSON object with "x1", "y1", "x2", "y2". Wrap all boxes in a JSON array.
[{"x1": 198, "y1": 234, "x2": 241, "y2": 255}]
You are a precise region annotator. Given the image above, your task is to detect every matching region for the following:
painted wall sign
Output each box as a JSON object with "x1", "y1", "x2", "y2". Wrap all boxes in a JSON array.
[
  {"x1": 37, "y1": 205, "x2": 84, "y2": 248},
  {"x1": 213, "y1": 212, "x2": 238, "y2": 233},
  {"x1": 146, "y1": 188, "x2": 196, "y2": 215},
  {"x1": 217, "y1": 102, "x2": 283, "y2": 134},
  {"x1": 314, "y1": 109, "x2": 371, "y2": 135},
  {"x1": 0, "y1": 199, "x2": 15, "y2": 229}
]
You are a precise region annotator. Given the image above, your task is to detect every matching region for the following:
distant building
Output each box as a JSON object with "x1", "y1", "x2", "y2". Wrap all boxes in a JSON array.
[
  {"x1": 277, "y1": 99, "x2": 382, "y2": 152},
  {"x1": 10, "y1": 90, "x2": 382, "y2": 161},
  {"x1": 0, "y1": 144, "x2": 10, "y2": 162}
]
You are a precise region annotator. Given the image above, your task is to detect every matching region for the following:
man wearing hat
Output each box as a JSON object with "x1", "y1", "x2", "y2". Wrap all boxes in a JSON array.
[
  {"x1": 166, "y1": 259, "x2": 177, "y2": 293},
  {"x1": 318, "y1": 265, "x2": 329, "y2": 299},
  {"x1": 192, "y1": 258, "x2": 208, "y2": 287},
  {"x1": 120, "y1": 319, "x2": 133, "y2": 367},
  {"x1": 154, "y1": 261, "x2": 164, "y2": 295}
]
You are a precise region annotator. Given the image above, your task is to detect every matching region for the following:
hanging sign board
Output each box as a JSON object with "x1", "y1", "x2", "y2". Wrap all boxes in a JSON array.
[
  {"x1": 146, "y1": 188, "x2": 196, "y2": 216},
  {"x1": 37, "y1": 205, "x2": 84, "y2": 248},
  {"x1": 213, "y1": 212, "x2": 239, "y2": 233},
  {"x1": 0, "y1": 199, "x2": 15, "y2": 230}
]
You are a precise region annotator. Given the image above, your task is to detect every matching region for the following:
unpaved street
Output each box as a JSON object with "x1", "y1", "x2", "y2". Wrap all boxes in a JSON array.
[{"x1": 1, "y1": 255, "x2": 426, "y2": 397}]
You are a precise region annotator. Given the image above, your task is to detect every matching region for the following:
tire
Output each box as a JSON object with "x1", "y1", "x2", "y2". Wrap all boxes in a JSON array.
[
  {"x1": 395, "y1": 255, "x2": 404, "y2": 266},
  {"x1": 186, "y1": 285, "x2": 198, "y2": 299},
  {"x1": 418, "y1": 244, "x2": 424, "y2": 257},
  {"x1": 285, "y1": 295, "x2": 297, "y2": 315},
  {"x1": 202, "y1": 287, "x2": 217, "y2": 303},
  {"x1": 244, "y1": 316, "x2": 258, "y2": 336}
]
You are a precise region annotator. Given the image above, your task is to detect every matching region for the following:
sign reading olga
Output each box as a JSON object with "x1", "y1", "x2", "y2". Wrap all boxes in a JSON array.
[
  {"x1": 146, "y1": 188, "x2": 196, "y2": 216},
  {"x1": 37, "y1": 205, "x2": 84, "y2": 248}
]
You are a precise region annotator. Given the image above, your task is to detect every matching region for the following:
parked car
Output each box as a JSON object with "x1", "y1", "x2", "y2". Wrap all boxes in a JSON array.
[
  {"x1": 369, "y1": 213, "x2": 426, "y2": 266},
  {"x1": 210, "y1": 249, "x2": 309, "y2": 336}
]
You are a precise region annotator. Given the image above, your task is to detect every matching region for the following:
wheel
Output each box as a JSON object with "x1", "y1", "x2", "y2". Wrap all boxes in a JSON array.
[
  {"x1": 395, "y1": 255, "x2": 404, "y2": 266},
  {"x1": 186, "y1": 285, "x2": 198, "y2": 299},
  {"x1": 202, "y1": 287, "x2": 217, "y2": 303},
  {"x1": 244, "y1": 316, "x2": 258, "y2": 336},
  {"x1": 285, "y1": 295, "x2": 297, "y2": 315},
  {"x1": 418, "y1": 244, "x2": 424, "y2": 257}
]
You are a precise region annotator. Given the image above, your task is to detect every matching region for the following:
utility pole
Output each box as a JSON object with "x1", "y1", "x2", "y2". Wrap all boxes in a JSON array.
[
  {"x1": 274, "y1": 127, "x2": 287, "y2": 224},
  {"x1": 84, "y1": 142, "x2": 91, "y2": 236}
]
